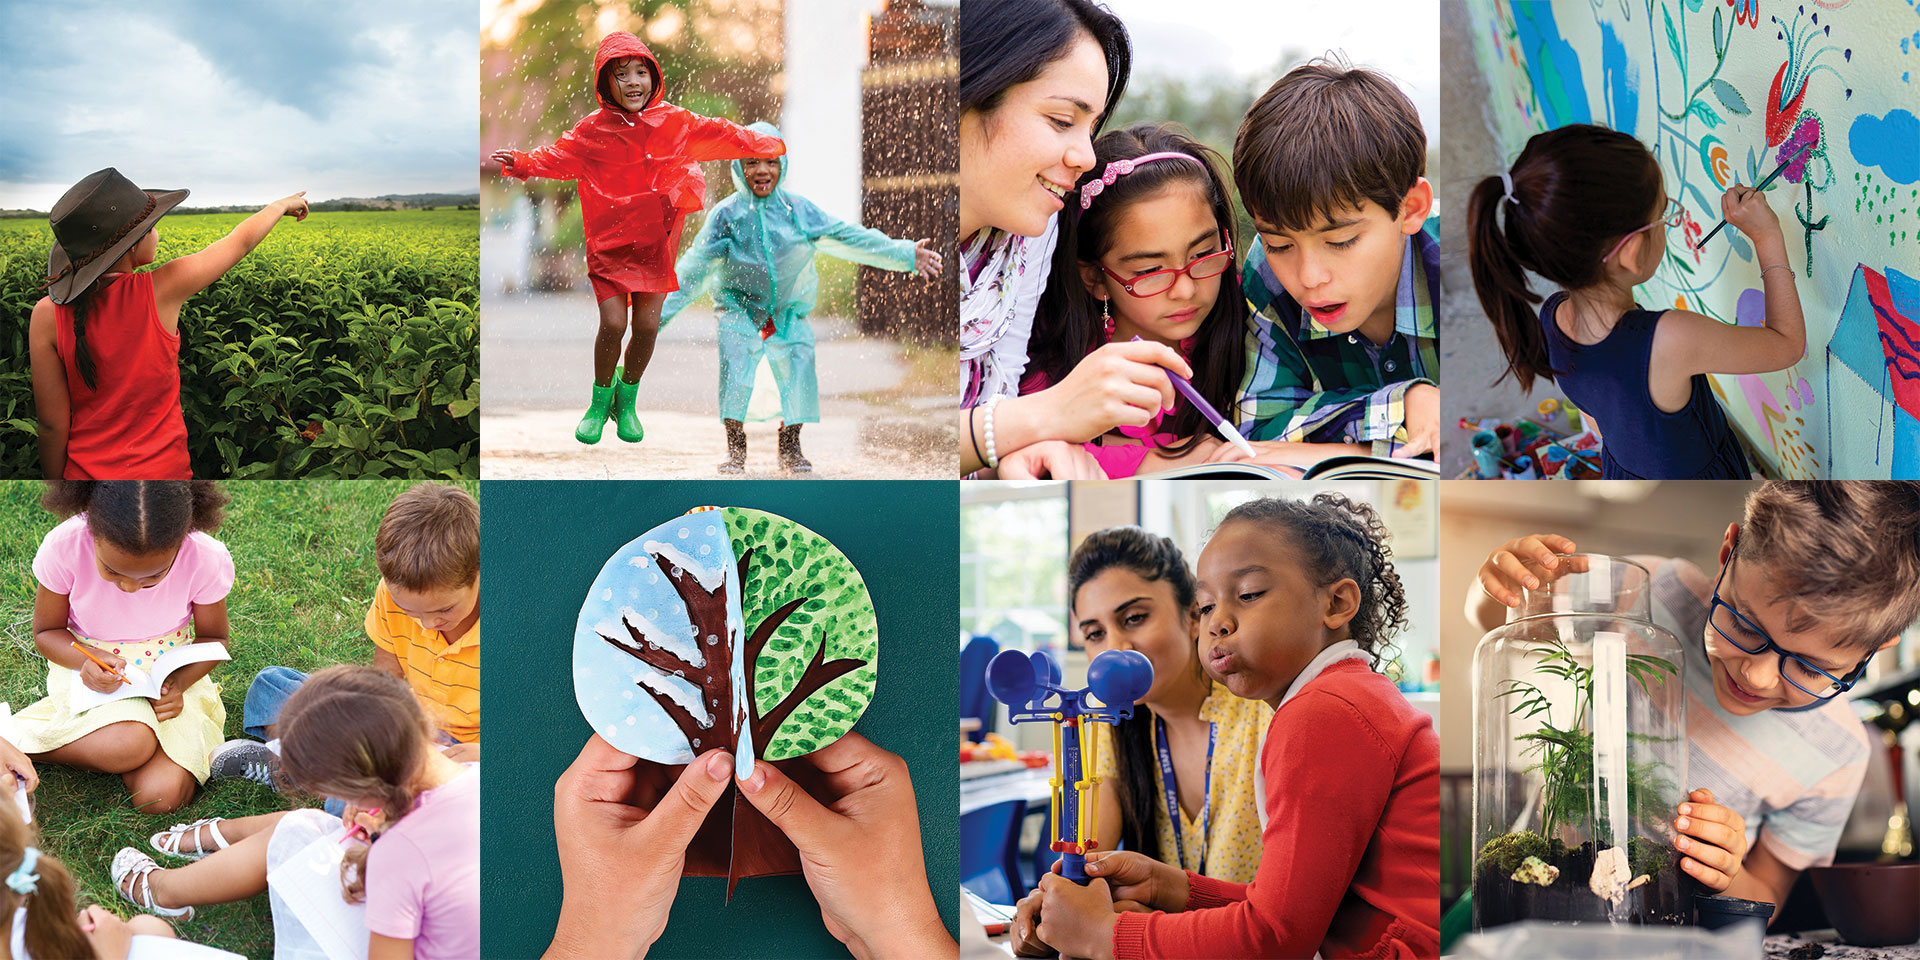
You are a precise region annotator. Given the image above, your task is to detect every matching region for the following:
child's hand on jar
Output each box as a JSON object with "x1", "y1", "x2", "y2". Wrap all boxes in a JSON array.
[
  {"x1": 1674, "y1": 787, "x2": 1748, "y2": 892},
  {"x1": 1477, "y1": 534, "x2": 1582, "y2": 607}
]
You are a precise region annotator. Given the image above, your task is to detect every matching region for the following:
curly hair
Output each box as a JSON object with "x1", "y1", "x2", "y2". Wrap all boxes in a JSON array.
[
  {"x1": 1217, "y1": 493, "x2": 1409, "y2": 667},
  {"x1": 40, "y1": 480, "x2": 229, "y2": 554}
]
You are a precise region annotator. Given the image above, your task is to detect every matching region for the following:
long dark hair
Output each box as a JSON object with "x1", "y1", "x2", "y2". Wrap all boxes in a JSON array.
[
  {"x1": 1067, "y1": 526, "x2": 1206, "y2": 859},
  {"x1": 1467, "y1": 124, "x2": 1663, "y2": 392},
  {"x1": 960, "y1": 0, "x2": 1131, "y2": 134},
  {"x1": 1030, "y1": 124, "x2": 1246, "y2": 458},
  {"x1": 1217, "y1": 494, "x2": 1408, "y2": 668},
  {"x1": 41, "y1": 480, "x2": 229, "y2": 554},
  {"x1": 67, "y1": 274, "x2": 127, "y2": 391}
]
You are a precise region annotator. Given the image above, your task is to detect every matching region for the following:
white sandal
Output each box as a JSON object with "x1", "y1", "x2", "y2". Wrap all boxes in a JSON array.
[
  {"x1": 149, "y1": 817, "x2": 230, "y2": 861},
  {"x1": 111, "y1": 847, "x2": 194, "y2": 920}
]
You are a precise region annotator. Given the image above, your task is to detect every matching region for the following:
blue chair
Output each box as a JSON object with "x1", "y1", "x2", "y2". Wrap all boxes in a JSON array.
[
  {"x1": 960, "y1": 635, "x2": 999, "y2": 743},
  {"x1": 960, "y1": 797, "x2": 1027, "y2": 905}
]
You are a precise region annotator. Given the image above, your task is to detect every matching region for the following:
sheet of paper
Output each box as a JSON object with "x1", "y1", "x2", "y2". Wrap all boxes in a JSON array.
[
  {"x1": 127, "y1": 934, "x2": 246, "y2": 960},
  {"x1": 265, "y1": 830, "x2": 369, "y2": 960}
]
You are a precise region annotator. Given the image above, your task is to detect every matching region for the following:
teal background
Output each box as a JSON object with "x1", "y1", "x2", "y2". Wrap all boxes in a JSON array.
[{"x1": 480, "y1": 481, "x2": 959, "y2": 958}]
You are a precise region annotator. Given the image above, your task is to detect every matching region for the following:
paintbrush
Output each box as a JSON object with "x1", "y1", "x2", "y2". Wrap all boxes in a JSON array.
[
  {"x1": 1693, "y1": 140, "x2": 1812, "y2": 250},
  {"x1": 1129, "y1": 336, "x2": 1258, "y2": 458}
]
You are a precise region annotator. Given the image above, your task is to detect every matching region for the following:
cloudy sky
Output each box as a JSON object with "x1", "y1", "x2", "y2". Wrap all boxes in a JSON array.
[
  {"x1": 1093, "y1": 0, "x2": 1441, "y2": 149},
  {"x1": 0, "y1": 0, "x2": 478, "y2": 209}
]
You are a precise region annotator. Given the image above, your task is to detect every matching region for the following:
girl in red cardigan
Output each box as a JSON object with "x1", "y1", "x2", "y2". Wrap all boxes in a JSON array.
[{"x1": 1020, "y1": 493, "x2": 1441, "y2": 959}]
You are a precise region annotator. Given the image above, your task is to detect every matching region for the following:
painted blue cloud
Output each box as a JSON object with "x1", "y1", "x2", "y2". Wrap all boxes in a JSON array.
[{"x1": 1850, "y1": 109, "x2": 1920, "y2": 184}]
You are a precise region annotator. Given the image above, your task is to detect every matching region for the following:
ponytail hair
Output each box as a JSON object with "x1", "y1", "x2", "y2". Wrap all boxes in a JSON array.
[
  {"x1": 41, "y1": 480, "x2": 229, "y2": 555},
  {"x1": 276, "y1": 665, "x2": 435, "y2": 904},
  {"x1": 1217, "y1": 493, "x2": 1408, "y2": 667},
  {"x1": 1466, "y1": 124, "x2": 1663, "y2": 392},
  {"x1": 70, "y1": 281, "x2": 101, "y2": 390},
  {"x1": 0, "y1": 800, "x2": 95, "y2": 960}
]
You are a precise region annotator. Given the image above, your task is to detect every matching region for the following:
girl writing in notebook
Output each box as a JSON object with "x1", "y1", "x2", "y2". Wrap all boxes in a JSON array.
[
  {"x1": 10, "y1": 481, "x2": 233, "y2": 815},
  {"x1": 109, "y1": 666, "x2": 479, "y2": 960}
]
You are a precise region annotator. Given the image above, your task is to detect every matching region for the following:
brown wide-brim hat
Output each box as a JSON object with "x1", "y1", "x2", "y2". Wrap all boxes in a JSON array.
[{"x1": 44, "y1": 167, "x2": 188, "y2": 305}]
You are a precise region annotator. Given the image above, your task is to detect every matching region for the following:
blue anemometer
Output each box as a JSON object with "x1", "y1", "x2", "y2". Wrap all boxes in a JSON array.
[{"x1": 986, "y1": 648, "x2": 1154, "y2": 883}]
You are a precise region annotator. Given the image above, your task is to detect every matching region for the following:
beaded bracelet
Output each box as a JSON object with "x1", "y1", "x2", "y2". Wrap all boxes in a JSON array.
[{"x1": 983, "y1": 395, "x2": 1005, "y2": 469}]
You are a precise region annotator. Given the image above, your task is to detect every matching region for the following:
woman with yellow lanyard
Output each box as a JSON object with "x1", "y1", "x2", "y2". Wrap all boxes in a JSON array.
[{"x1": 1070, "y1": 527, "x2": 1270, "y2": 884}]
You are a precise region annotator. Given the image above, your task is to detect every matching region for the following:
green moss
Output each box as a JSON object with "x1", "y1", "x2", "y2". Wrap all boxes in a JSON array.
[
  {"x1": 1478, "y1": 831, "x2": 1550, "y2": 877},
  {"x1": 1630, "y1": 835, "x2": 1674, "y2": 878}
]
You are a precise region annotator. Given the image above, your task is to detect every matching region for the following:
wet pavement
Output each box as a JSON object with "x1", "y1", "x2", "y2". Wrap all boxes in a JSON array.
[{"x1": 480, "y1": 290, "x2": 955, "y2": 479}]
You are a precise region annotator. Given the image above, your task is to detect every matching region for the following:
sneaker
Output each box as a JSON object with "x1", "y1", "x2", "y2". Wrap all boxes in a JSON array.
[{"x1": 208, "y1": 739, "x2": 279, "y2": 785}]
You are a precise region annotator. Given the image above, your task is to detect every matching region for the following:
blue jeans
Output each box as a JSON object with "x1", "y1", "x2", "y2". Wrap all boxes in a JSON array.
[{"x1": 243, "y1": 667, "x2": 345, "y2": 817}]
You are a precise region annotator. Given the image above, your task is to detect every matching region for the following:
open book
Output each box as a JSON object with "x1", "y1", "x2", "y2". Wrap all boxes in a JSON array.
[
  {"x1": 68, "y1": 643, "x2": 231, "y2": 712},
  {"x1": 1147, "y1": 455, "x2": 1441, "y2": 481}
]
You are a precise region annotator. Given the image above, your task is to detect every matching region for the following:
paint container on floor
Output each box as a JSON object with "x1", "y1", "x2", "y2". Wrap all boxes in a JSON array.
[
  {"x1": 1471, "y1": 431, "x2": 1504, "y2": 478},
  {"x1": 1512, "y1": 455, "x2": 1539, "y2": 479},
  {"x1": 1495, "y1": 425, "x2": 1518, "y2": 455},
  {"x1": 1564, "y1": 403, "x2": 1584, "y2": 434},
  {"x1": 1537, "y1": 398, "x2": 1559, "y2": 422}
]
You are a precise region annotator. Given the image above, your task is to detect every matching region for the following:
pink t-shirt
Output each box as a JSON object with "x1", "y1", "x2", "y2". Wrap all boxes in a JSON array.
[
  {"x1": 366, "y1": 766, "x2": 480, "y2": 960},
  {"x1": 31, "y1": 515, "x2": 234, "y2": 652}
]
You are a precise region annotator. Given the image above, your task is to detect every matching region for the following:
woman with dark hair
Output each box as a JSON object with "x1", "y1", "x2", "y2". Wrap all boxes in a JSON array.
[
  {"x1": 1033, "y1": 528, "x2": 1270, "y2": 911},
  {"x1": 958, "y1": 0, "x2": 1194, "y2": 478}
]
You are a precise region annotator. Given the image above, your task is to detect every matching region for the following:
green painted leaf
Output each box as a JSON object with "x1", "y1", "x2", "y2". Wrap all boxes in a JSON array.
[{"x1": 1709, "y1": 78, "x2": 1749, "y2": 115}]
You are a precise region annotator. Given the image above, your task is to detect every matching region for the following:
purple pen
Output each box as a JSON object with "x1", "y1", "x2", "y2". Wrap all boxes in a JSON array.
[{"x1": 1130, "y1": 336, "x2": 1257, "y2": 458}]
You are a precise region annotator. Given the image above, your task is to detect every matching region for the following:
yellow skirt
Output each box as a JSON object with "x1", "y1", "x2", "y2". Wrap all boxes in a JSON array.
[{"x1": 11, "y1": 630, "x2": 226, "y2": 784}]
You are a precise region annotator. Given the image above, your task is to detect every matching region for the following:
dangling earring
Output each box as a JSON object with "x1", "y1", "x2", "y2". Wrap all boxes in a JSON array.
[{"x1": 1102, "y1": 298, "x2": 1114, "y2": 341}]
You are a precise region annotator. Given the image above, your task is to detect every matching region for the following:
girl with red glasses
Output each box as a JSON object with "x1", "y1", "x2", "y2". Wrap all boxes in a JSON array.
[{"x1": 1019, "y1": 124, "x2": 1256, "y2": 478}]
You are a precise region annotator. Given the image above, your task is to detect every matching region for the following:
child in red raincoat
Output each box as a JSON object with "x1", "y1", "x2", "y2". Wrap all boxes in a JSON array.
[{"x1": 491, "y1": 32, "x2": 785, "y2": 445}]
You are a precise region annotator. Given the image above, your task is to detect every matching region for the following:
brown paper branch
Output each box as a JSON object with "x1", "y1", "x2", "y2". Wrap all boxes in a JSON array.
[{"x1": 598, "y1": 550, "x2": 735, "y2": 755}]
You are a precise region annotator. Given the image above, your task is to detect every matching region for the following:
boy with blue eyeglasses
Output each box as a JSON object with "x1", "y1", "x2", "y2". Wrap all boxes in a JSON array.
[{"x1": 1466, "y1": 481, "x2": 1920, "y2": 925}]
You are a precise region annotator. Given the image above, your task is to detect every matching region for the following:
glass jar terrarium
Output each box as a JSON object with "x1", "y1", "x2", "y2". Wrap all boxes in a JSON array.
[{"x1": 1472, "y1": 555, "x2": 1696, "y2": 928}]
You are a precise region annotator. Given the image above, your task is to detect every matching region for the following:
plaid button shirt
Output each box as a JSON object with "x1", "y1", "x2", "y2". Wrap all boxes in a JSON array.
[{"x1": 1234, "y1": 217, "x2": 1440, "y2": 454}]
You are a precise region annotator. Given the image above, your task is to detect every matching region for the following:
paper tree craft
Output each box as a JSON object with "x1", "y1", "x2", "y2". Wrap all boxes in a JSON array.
[{"x1": 573, "y1": 506, "x2": 878, "y2": 894}]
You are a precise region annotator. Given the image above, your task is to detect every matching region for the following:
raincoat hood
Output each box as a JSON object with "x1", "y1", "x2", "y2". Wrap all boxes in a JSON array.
[
  {"x1": 594, "y1": 32, "x2": 666, "y2": 114},
  {"x1": 730, "y1": 122, "x2": 789, "y2": 200}
]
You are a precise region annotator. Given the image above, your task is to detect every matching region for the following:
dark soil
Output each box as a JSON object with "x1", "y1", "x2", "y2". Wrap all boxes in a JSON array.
[{"x1": 1475, "y1": 837, "x2": 1700, "y2": 929}]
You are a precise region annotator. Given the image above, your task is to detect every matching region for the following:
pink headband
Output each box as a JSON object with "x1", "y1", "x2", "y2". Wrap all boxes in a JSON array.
[{"x1": 1079, "y1": 152, "x2": 1204, "y2": 210}]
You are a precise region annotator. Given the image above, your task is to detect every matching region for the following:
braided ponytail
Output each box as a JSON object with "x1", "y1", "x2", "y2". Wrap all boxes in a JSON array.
[
  {"x1": 70, "y1": 282, "x2": 100, "y2": 390},
  {"x1": 1217, "y1": 493, "x2": 1409, "y2": 667}
]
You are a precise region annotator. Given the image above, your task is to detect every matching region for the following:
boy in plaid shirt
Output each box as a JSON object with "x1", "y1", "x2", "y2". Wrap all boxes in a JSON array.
[{"x1": 1231, "y1": 60, "x2": 1439, "y2": 458}]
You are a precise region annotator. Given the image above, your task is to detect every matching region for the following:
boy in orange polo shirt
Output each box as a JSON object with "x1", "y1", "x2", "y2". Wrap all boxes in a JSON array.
[{"x1": 211, "y1": 483, "x2": 480, "y2": 785}]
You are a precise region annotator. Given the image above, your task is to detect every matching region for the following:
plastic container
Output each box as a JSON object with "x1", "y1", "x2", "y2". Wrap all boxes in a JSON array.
[
  {"x1": 1693, "y1": 894, "x2": 1771, "y2": 953},
  {"x1": 1471, "y1": 555, "x2": 1696, "y2": 929}
]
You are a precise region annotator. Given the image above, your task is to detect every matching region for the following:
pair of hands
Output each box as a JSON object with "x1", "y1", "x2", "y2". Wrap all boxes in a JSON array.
[
  {"x1": 1011, "y1": 851, "x2": 1188, "y2": 959},
  {"x1": 76, "y1": 647, "x2": 184, "y2": 721},
  {"x1": 547, "y1": 732, "x2": 949, "y2": 960},
  {"x1": 1479, "y1": 535, "x2": 1751, "y2": 893}
]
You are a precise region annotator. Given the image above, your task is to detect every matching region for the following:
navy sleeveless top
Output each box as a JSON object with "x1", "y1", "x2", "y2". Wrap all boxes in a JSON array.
[{"x1": 1539, "y1": 292, "x2": 1751, "y2": 479}]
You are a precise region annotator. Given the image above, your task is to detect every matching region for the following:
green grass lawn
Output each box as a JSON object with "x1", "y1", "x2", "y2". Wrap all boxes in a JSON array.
[{"x1": 0, "y1": 479, "x2": 476, "y2": 959}]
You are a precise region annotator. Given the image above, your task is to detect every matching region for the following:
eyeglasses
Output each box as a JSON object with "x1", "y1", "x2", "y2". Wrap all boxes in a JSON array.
[
  {"x1": 1602, "y1": 198, "x2": 1683, "y2": 263},
  {"x1": 1099, "y1": 241, "x2": 1234, "y2": 298},
  {"x1": 1705, "y1": 544, "x2": 1873, "y2": 700}
]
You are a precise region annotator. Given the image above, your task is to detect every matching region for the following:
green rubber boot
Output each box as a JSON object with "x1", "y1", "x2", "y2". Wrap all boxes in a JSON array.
[
  {"x1": 612, "y1": 370, "x2": 645, "y2": 443},
  {"x1": 574, "y1": 378, "x2": 615, "y2": 444}
]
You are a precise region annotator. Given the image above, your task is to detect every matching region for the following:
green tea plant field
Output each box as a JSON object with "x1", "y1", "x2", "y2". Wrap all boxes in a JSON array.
[{"x1": 0, "y1": 209, "x2": 478, "y2": 478}]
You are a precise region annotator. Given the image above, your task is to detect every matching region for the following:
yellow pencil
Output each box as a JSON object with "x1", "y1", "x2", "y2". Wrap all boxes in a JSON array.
[{"x1": 69, "y1": 641, "x2": 131, "y2": 687}]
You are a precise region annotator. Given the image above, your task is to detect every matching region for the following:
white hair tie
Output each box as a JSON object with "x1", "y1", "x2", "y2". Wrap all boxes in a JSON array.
[{"x1": 1500, "y1": 172, "x2": 1520, "y2": 206}]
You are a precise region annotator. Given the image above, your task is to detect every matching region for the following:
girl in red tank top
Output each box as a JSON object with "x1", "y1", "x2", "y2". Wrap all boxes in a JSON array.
[{"x1": 30, "y1": 167, "x2": 310, "y2": 479}]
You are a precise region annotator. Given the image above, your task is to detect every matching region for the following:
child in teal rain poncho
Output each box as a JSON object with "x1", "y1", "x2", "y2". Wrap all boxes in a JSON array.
[{"x1": 662, "y1": 122, "x2": 942, "y2": 472}]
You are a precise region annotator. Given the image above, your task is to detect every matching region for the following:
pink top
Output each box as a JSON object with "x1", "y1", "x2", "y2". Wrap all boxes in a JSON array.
[
  {"x1": 31, "y1": 515, "x2": 234, "y2": 648},
  {"x1": 1019, "y1": 367, "x2": 1179, "y2": 479},
  {"x1": 366, "y1": 766, "x2": 480, "y2": 960}
]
